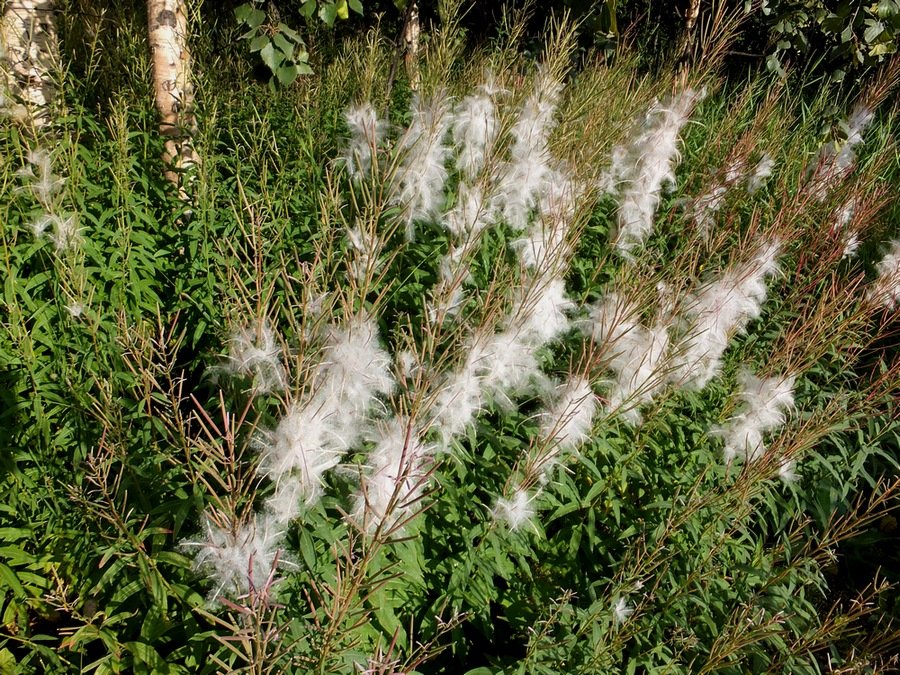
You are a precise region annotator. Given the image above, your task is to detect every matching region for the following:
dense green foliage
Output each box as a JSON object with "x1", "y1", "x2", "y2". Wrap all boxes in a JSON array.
[
  {"x1": 229, "y1": 0, "x2": 900, "y2": 83},
  {"x1": 1, "y1": 3, "x2": 899, "y2": 674},
  {"x1": 759, "y1": 0, "x2": 900, "y2": 77}
]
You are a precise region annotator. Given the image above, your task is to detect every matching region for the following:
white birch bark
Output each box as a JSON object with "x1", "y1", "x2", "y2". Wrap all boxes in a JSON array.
[
  {"x1": 402, "y1": 0, "x2": 420, "y2": 92},
  {"x1": 678, "y1": 0, "x2": 701, "y2": 59},
  {"x1": 147, "y1": 0, "x2": 199, "y2": 197},
  {"x1": 0, "y1": 0, "x2": 58, "y2": 127}
]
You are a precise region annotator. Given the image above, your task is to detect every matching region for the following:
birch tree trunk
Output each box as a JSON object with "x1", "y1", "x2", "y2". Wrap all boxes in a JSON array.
[
  {"x1": 147, "y1": 0, "x2": 198, "y2": 198},
  {"x1": 0, "y1": 0, "x2": 58, "y2": 128},
  {"x1": 402, "y1": 0, "x2": 420, "y2": 92},
  {"x1": 678, "y1": 0, "x2": 701, "y2": 61}
]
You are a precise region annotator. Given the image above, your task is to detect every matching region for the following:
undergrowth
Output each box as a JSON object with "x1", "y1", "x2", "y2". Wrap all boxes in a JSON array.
[{"x1": 1, "y1": 4, "x2": 899, "y2": 674}]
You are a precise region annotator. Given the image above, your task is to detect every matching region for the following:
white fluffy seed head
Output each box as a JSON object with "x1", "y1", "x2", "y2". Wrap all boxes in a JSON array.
[
  {"x1": 841, "y1": 232, "x2": 862, "y2": 260},
  {"x1": 224, "y1": 321, "x2": 287, "y2": 394},
  {"x1": 511, "y1": 169, "x2": 579, "y2": 272},
  {"x1": 259, "y1": 398, "x2": 345, "y2": 501},
  {"x1": 585, "y1": 293, "x2": 641, "y2": 345},
  {"x1": 429, "y1": 277, "x2": 573, "y2": 446},
  {"x1": 537, "y1": 377, "x2": 596, "y2": 472},
  {"x1": 30, "y1": 213, "x2": 80, "y2": 251},
  {"x1": 30, "y1": 213, "x2": 53, "y2": 238},
  {"x1": 538, "y1": 168, "x2": 579, "y2": 224},
  {"x1": 50, "y1": 214, "x2": 80, "y2": 251},
  {"x1": 494, "y1": 150, "x2": 552, "y2": 232},
  {"x1": 18, "y1": 148, "x2": 65, "y2": 207},
  {"x1": 492, "y1": 489, "x2": 536, "y2": 531},
  {"x1": 318, "y1": 316, "x2": 395, "y2": 420},
  {"x1": 832, "y1": 197, "x2": 858, "y2": 237},
  {"x1": 846, "y1": 104, "x2": 875, "y2": 147},
  {"x1": 477, "y1": 329, "x2": 545, "y2": 409},
  {"x1": 746, "y1": 153, "x2": 775, "y2": 193},
  {"x1": 343, "y1": 103, "x2": 386, "y2": 181},
  {"x1": 613, "y1": 596, "x2": 634, "y2": 625},
  {"x1": 512, "y1": 66, "x2": 563, "y2": 160},
  {"x1": 808, "y1": 104, "x2": 874, "y2": 202},
  {"x1": 598, "y1": 145, "x2": 629, "y2": 195},
  {"x1": 689, "y1": 156, "x2": 758, "y2": 236},
  {"x1": 603, "y1": 320, "x2": 670, "y2": 425},
  {"x1": 430, "y1": 353, "x2": 484, "y2": 444},
  {"x1": 452, "y1": 85, "x2": 499, "y2": 179},
  {"x1": 182, "y1": 510, "x2": 288, "y2": 600},
  {"x1": 714, "y1": 370, "x2": 795, "y2": 463},
  {"x1": 735, "y1": 370, "x2": 795, "y2": 425},
  {"x1": 264, "y1": 475, "x2": 305, "y2": 525},
  {"x1": 493, "y1": 67, "x2": 563, "y2": 232},
  {"x1": 723, "y1": 158, "x2": 745, "y2": 185},
  {"x1": 613, "y1": 87, "x2": 707, "y2": 257},
  {"x1": 254, "y1": 315, "x2": 395, "y2": 509},
  {"x1": 346, "y1": 223, "x2": 381, "y2": 282},
  {"x1": 670, "y1": 240, "x2": 780, "y2": 389},
  {"x1": 868, "y1": 239, "x2": 900, "y2": 309},
  {"x1": 397, "y1": 349, "x2": 421, "y2": 382},
  {"x1": 394, "y1": 92, "x2": 453, "y2": 241},
  {"x1": 444, "y1": 182, "x2": 492, "y2": 238},
  {"x1": 778, "y1": 458, "x2": 798, "y2": 483},
  {"x1": 352, "y1": 417, "x2": 434, "y2": 532},
  {"x1": 689, "y1": 183, "x2": 728, "y2": 237},
  {"x1": 586, "y1": 289, "x2": 672, "y2": 424},
  {"x1": 514, "y1": 277, "x2": 575, "y2": 346}
]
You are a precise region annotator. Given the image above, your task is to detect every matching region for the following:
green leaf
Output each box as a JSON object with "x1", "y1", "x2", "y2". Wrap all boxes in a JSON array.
[
  {"x1": 169, "y1": 583, "x2": 205, "y2": 609},
  {"x1": 248, "y1": 7, "x2": 266, "y2": 28},
  {"x1": 372, "y1": 595, "x2": 403, "y2": 643},
  {"x1": 154, "y1": 551, "x2": 192, "y2": 569},
  {"x1": 0, "y1": 563, "x2": 25, "y2": 597},
  {"x1": 821, "y1": 13, "x2": 844, "y2": 33},
  {"x1": 319, "y1": 2, "x2": 338, "y2": 25},
  {"x1": 126, "y1": 642, "x2": 169, "y2": 672},
  {"x1": 878, "y1": 0, "x2": 899, "y2": 18},
  {"x1": 276, "y1": 64, "x2": 299, "y2": 85},
  {"x1": 272, "y1": 32, "x2": 294, "y2": 57},
  {"x1": 0, "y1": 527, "x2": 31, "y2": 541},
  {"x1": 259, "y1": 42, "x2": 278, "y2": 70},
  {"x1": 248, "y1": 34, "x2": 268, "y2": 53},
  {"x1": 349, "y1": 0, "x2": 364, "y2": 15},
  {"x1": 766, "y1": 53, "x2": 786, "y2": 77},
  {"x1": 298, "y1": 531, "x2": 317, "y2": 571},
  {"x1": 277, "y1": 22, "x2": 303, "y2": 42},
  {"x1": 111, "y1": 578, "x2": 144, "y2": 605},
  {"x1": 0, "y1": 648, "x2": 16, "y2": 675},
  {"x1": 140, "y1": 605, "x2": 167, "y2": 642},
  {"x1": 235, "y1": 5, "x2": 265, "y2": 29},
  {"x1": 864, "y1": 20, "x2": 885, "y2": 43},
  {"x1": 548, "y1": 500, "x2": 580, "y2": 522},
  {"x1": 301, "y1": 0, "x2": 317, "y2": 17},
  {"x1": 0, "y1": 545, "x2": 34, "y2": 566},
  {"x1": 233, "y1": 3, "x2": 251, "y2": 21}
]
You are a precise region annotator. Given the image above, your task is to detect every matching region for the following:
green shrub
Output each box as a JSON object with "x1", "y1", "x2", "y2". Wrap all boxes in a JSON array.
[{"x1": 1, "y1": 8, "x2": 898, "y2": 674}]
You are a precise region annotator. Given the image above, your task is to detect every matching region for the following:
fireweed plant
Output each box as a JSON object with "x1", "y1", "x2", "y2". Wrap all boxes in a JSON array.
[{"x1": 1, "y1": 7, "x2": 900, "y2": 674}]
